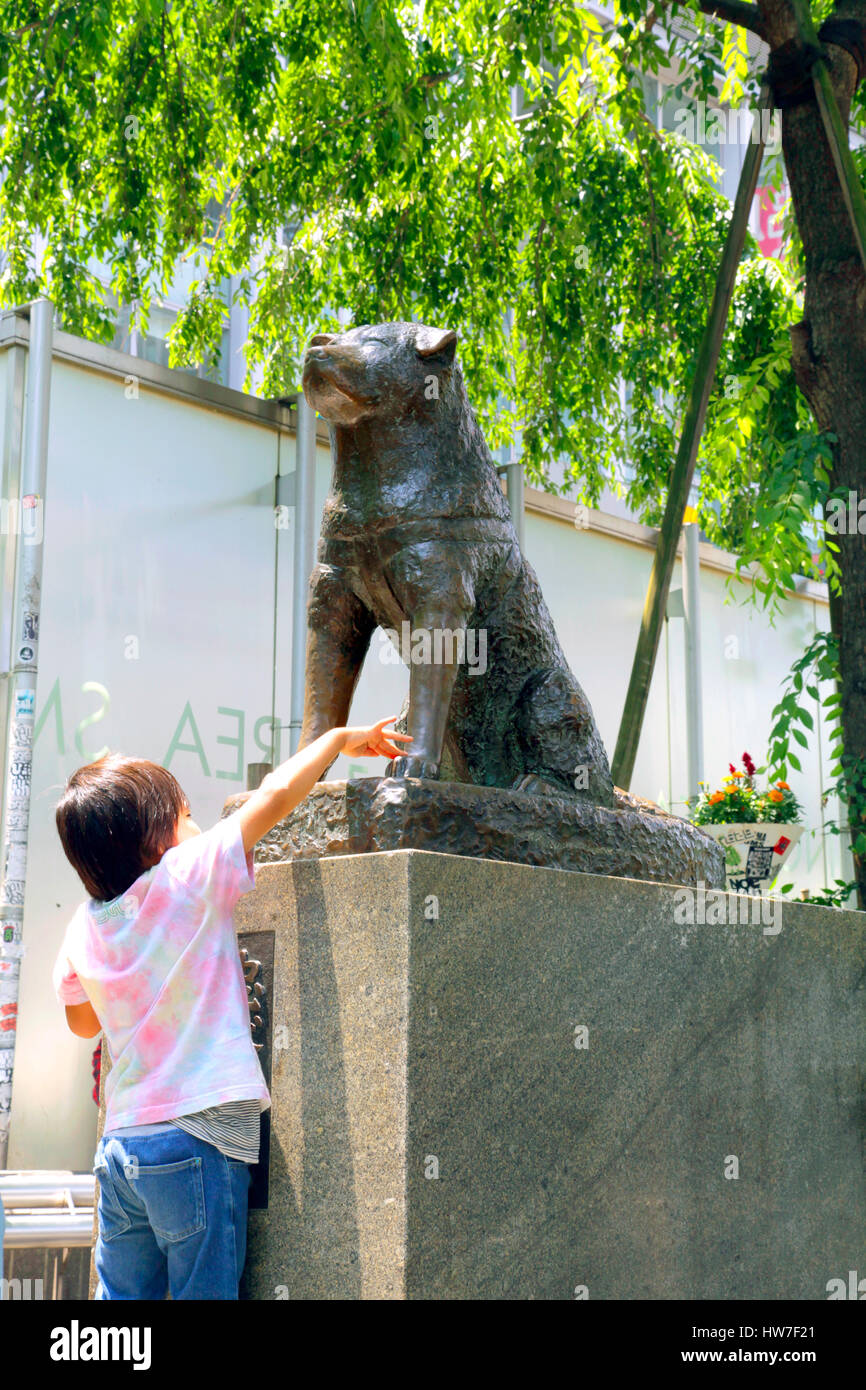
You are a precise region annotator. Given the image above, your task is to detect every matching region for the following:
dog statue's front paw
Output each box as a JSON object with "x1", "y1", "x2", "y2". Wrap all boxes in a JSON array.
[{"x1": 386, "y1": 755, "x2": 440, "y2": 780}]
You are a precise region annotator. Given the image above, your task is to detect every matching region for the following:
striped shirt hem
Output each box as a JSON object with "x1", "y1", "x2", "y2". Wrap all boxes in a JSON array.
[{"x1": 107, "y1": 1098, "x2": 262, "y2": 1163}]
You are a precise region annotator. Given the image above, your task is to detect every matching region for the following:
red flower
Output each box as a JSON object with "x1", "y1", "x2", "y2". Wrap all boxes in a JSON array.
[
  {"x1": 728, "y1": 763, "x2": 737, "y2": 774},
  {"x1": 742, "y1": 751, "x2": 756, "y2": 775}
]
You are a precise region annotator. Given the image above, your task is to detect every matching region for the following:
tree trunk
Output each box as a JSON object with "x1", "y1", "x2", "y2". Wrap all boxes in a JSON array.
[{"x1": 760, "y1": 0, "x2": 866, "y2": 906}]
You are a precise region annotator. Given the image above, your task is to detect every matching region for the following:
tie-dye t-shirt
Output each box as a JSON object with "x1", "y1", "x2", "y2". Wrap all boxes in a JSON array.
[{"x1": 52, "y1": 811, "x2": 270, "y2": 1130}]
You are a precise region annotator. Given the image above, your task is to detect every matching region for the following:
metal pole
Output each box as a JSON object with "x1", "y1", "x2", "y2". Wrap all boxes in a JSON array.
[
  {"x1": 0, "y1": 338, "x2": 26, "y2": 676},
  {"x1": 682, "y1": 522, "x2": 704, "y2": 803},
  {"x1": 0, "y1": 298, "x2": 53, "y2": 1169},
  {"x1": 503, "y1": 448, "x2": 525, "y2": 552},
  {"x1": 288, "y1": 394, "x2": 317, "y2": 755},
  {"x1": 611, "y1": 85, "x2": 771, "y2": 790},
  {"x1": 497, "y1": 302, "x2": 525, "y2": 550}
]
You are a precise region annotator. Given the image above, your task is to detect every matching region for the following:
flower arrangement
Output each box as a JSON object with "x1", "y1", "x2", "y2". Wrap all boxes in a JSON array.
[{"x1": 692, "y1": 752, "x2": 804, "y2": 826}]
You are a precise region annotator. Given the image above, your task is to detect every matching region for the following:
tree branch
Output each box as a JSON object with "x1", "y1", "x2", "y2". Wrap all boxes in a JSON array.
[
  {"x1": 696, "y1": 0, "x2": 767, "y2": 38},
  {"x1": 648, "y1": 2, "x2": 767, "y2": 40}
]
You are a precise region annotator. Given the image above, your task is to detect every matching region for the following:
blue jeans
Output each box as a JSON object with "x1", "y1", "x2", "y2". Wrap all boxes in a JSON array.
[{"x1": 93, "y1": 1128, "x2": 251, "y2": 1300}]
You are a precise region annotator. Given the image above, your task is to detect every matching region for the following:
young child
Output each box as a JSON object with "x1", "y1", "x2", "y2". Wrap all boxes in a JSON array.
[{"x1": 52, "y1": 716, "x2": 410, "y2": 1300}]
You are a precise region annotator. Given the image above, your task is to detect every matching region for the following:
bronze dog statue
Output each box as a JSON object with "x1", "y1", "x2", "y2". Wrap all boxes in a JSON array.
[{"x1": 300, "y1": 320, "x2": 614, "y2": 807}]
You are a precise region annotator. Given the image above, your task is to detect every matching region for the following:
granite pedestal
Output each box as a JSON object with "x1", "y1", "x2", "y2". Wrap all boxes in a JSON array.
[{"x1": 234, "y1": 850, "x2": 866, "y2": 1300}]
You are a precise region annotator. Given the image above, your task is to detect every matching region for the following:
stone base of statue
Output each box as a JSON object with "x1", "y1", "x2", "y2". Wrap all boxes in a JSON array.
[
  {"x1": 223, "y1": 776, "x2": 725, "y2": 889},
  {"x1": 231, "y1": 848, "x2": 866, "y2": 1300}
]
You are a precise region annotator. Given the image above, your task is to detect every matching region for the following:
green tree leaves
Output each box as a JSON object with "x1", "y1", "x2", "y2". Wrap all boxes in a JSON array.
[{"x1": 0, "y1": 0, "x2": 835, "y2": 562}]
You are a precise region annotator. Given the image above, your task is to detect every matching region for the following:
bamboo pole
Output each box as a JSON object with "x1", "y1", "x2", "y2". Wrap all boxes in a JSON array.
[
  {"x1": 611, "y1": 86, "x2": 772, "y2": 790},
  {"x1": 789, "y1": 0, "x2": 866, "y2": 275}
]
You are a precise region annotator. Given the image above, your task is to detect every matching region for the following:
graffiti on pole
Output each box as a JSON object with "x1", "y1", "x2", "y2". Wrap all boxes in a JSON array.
[
  {"x1": 0, "y1": 685, "x2": 35, "y2": 1140},
  {"x1": 4, "y1": 708, "x2": 34, "y2": 905}
]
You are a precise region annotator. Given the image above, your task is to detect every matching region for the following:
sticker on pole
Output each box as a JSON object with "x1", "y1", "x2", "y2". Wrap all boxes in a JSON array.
[{"x1": 14, "y1": 690, "x2": 35, "y2": 718}]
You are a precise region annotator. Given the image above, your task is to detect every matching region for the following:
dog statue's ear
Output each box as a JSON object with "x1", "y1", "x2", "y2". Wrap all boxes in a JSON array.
[{"x1": 415, "y1": 325, "x2": 457, "y2": 362}]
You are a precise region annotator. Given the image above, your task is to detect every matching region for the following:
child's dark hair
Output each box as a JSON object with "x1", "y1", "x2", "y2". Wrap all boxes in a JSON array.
[{"x1": 55, "y1": 754, "x2": 188, "y2": 902}]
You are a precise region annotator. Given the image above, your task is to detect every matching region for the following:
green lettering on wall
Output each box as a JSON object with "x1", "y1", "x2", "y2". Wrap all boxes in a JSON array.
[
  {"x1": 164, "y1": 701, "x2": 211, "y2": 777},
  {"x1": 253, "y1": 715, "x2": 280, "y2": 765},
  {"x1": 34, "y1": 677, "x2": 65, "y2": 753},
  {"x1": 216, "y1": 707, "x2": 245, "y2": 781},
  {"x1": 75, "y1": 682, "x2": 110, "y2": 760}
]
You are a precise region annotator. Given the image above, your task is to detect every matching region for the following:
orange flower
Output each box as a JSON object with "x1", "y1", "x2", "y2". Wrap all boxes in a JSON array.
[
  {"x1": 767, "y1": 789, "x2": 784, "y2": 803},
  {"x1": 776, "y1": 781, "x2": 790, "y2": 790},
  {"x1": 731, "y1": 769, "x2": 744, "y2": 777},
  {"x1": 709, "y1": 792, "x2": 725, "y2": 804}
]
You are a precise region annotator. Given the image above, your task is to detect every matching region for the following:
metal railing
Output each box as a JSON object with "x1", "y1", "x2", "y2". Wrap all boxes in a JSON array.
[{"x1": 1, "y1": 1170, "x2": 95, "y2": 1249}]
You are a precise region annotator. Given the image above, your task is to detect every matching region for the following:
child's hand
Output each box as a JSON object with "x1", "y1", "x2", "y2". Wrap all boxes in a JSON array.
[{"x1": 343, "y1": 716, "x2": 413, "y2": 759}]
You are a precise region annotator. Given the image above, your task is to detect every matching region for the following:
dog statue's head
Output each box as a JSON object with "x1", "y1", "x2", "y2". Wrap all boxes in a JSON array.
[{"x1": 302, "y1": 320, "x2": 458, "y2": 426}]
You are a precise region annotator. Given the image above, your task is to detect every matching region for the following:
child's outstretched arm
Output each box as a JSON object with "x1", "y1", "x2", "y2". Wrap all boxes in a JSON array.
[{"x1": 236, "y1": 717, "x2": 411, "y2": 854}]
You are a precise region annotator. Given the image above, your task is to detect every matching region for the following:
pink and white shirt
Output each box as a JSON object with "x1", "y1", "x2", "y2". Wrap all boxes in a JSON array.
[{"x1": 52, "y1": 811, "x2": 270, "y2": 1130}]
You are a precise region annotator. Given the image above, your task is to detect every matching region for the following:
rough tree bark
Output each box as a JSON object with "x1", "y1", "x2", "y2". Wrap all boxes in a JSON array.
[{"x1": 757, "y1": 0, "x2": 866, "y2": 905}]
